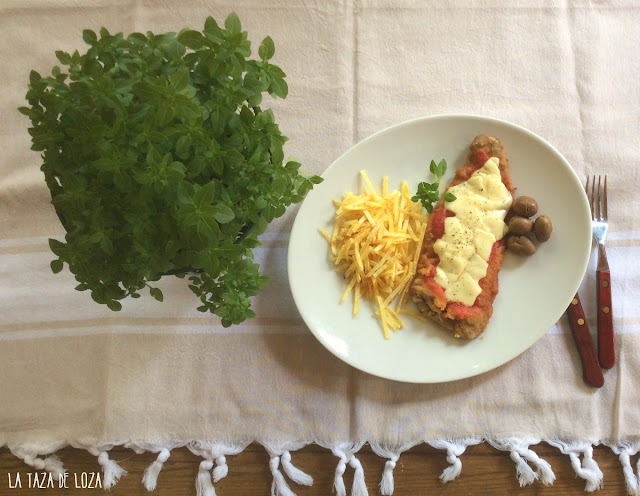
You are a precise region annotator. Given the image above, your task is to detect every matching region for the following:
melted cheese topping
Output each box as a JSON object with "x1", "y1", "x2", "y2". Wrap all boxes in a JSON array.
[{"x1": 433, "y1": 157, "x2": 512, "y2": 306}]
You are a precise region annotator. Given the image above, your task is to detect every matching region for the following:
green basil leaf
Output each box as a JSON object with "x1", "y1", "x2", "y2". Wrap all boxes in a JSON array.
[
  {"x1": 193, "y1": 181, "x2": 216, "y2": 207},
  {"x1": 258, "y1": 36, "x2": 275, "y2": 61},
  {"x1": 177, "y1": 29, "x2": 205, "y2": 49},
  {"x1": 213, "y1": 204, "x2": 235, "y2": 224},
  {"x1": 170, "y1": 67, "x2": 190, "y2": 92},
  {"x1": 196, "y1": 216, "x2": 220, "y2": 242},
  {"x1": 132, "y1": 81, "x2": 157, "y2": 101},
  {"x1": 204, "y1": 16, "x2": 222, "y2": 42},
  {"x1": 224, "y1": 12, "x2": 242, "y2": 34},
  {"x1": 269, "y1": 77, "x2": 288, "y2": 99},
  {"x1": 106, "y1": 300, "x2": 123, "y2": 311},
  {"x1": 48, "y1": 239, "x2": 65, "y2": 256},
  {"x1": 55, "y1": 51, "x2": 72, "y2": 65},
  {"x1": 82, "y1": 29, "x2": 98, "y2": 45},
  {"x1": 149, "y1": 287, "x2": 164, "y2": 302},
  {"x1": 50, "y1": 259, "x2": 64, "y2": 274}
]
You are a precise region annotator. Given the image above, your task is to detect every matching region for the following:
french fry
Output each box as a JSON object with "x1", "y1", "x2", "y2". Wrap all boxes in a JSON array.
[{"x1": 320, "y1": 172, "x2": 428, "y2": 338}]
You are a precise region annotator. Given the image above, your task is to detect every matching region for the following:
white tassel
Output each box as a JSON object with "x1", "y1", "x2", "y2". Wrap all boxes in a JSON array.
[
  {"x1": 281, "y1": 451, "x2": 313, "y2": 486},
  {"x1": 42, "y1": 455, "x2": 67, "y2": 481},
  {"x1": 212, "y1": 456, "x2": 228, "y2": 483},
  {"x1": 582, "y1": 447, "x2": 604, "y2": 489},
  {"x1": 521, "y1": 446, "x2": 555, "y2": 485},
  {"x1": 321, "y1": 442, "x2": 368, "y2": 496},
  {"x1": 619, "y1": 451, "x2": 639, "y2": 496},
  {"x1": 548, "y1": 441, "x2": 603, "y2": 492},
  {"x1": 379, "y1": 459, "x2": 396, "y2": 495},
  {"x1": 269, "y1": 456, "x2": 296, "y2": 496},
  {"x1": 142, "y1": 448, "x2": 171, "y2": 491},
  {"x1": 10, "y1": 447, "x2": 67, "y2": 482},
  {"x1": 76, "y1": 444, "x2": 126, "y2": 489},
  {"x1": 97, "y1": 451, "x2": 126, "y2": 489},
  {"x1": 608, "y1": 442, "x2": 640, "y2": 496},
  {"x1": 488, "y1": 438, "x2": 554, "y2": 487},
  {"x1": 261, "y1": 441, "x2": 313, "y2": 494},
  {"x1": 441, "y1": 450, "x2": 463, "y2": 483},
  {"x1": 428, "y1": 438, "x2": 481, "y2": 483},
  {"x1": 188, "y1": 441, "x2": 249, "y2": 493},
  {"x1": 571, "y1": 450, "x2": 603, "y2": 492},
  {"x1": 349, "y1": 455, "x2": 369, "y2": 496},
  {"x1": 196, "y1": 460, "x2": 216, "y2": 496},
  {"x1": 370, "y1": 441, "x2": 418, "y2": 495},
  {"x1": 510, "y1": 450, "x2": 538, "y2": 486},
  {"x1": 333, "y1": 458, "x2": 347, "y2": 496}
]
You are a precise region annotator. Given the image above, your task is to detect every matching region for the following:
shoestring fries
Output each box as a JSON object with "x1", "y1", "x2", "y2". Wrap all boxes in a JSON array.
[{"x1": 319, "y1": 171, "x2": 427, "y2": 339}]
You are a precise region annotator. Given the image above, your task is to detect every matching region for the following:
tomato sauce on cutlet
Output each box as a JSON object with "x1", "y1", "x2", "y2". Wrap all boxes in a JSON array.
[{"x1": 414, "y1": 144, "x2": 511, "y2": 317}]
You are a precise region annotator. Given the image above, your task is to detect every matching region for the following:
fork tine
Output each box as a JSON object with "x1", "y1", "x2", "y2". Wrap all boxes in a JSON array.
[
  {"x1": 603, "y1": 175, "x2": 608, "y2": 221},
  {"x1": 586, "y1": 176, "x2": 592, "y2": 217},
  {"x1": 585, "y1": 175, "x2": 589, "y2": 196},
  {"x1": 591, "y1": 175, "x2": 596, "y2": 219},
  {"x1": 597, "y1": 176, "x2": 602, "y2": 220}
]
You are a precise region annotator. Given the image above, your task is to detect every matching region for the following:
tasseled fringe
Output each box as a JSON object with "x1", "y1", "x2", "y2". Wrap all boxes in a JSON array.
[
  {"x1": 488, "y1": 438, "x2": 555, "y2": 487},
  {"x1": 269, "y1": 456, "x2": 297, "y2": 496},
  {"x1": 196, "y1": 460, "x2": 216, "y2": 496},
  {"x1": 142, "y1": 448, "x2": 171, "y2": 491},
  {"x1": 511, "y1": 448, "x2": 538, "y2": 486},
  {"x1": 522, "y1": 445, "x2": 555, "y2": 485},
  {"x1": 9, "y1": 445, "x2": 67, "y2": 481},
  {"x1": 124, "y1": 441, "x2": 184, "y2": 493},
  {"x1": 608, "y1": 441, "x2": 640, "y2": 496},
  {"x1": 379, "y1": 459, "x2": 396, "y2": 495},
  {"x1": 281, "y1": 451, "x2": 314, "y2": 486},
  {"x1": 321, "y1": 442, "x2": 368, "y2": 496},
  {"x1": 96, "y1": 450, "x2": 127, "y2": 489},
  {"x1": 69, "y1": 442, "x2": 127, "y2": 489},
  {"x1": 427, "y1": 438, "x2": 481, "y2": 483},
  {"x1": 334, "y1": 455, "x2": 347, "y2": 496},
  {"x1": 9, "y1": 438, "x2": 640, "y2": 493},
  {"x1": 213, "y1": 455, "x2": 228, "y2": 482},
  {"x1": 188, "y1": 441, "x2": 250, "y2": 495},
  {"x1": 350, "y1": 455, "x2": 368, "y2": 496},
  {"x1": 262, "y1": 441, "x2": 313, "y2": 496},
  {"x1": 370, "y1": 441, "x2": 419, "y2": 495},
  {"x1": 548, "y1": 440, "x2": 603, "y2": 491}
]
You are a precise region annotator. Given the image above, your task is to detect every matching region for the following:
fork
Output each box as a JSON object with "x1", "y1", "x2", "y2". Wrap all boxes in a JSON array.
[{"x1": 586, "y1": 175, "x2": 614, "y2": 369}]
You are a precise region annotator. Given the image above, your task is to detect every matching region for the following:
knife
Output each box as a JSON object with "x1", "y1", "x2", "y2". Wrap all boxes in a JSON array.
[{"x1": 566, "y1": 293, "x2": 604, "y2": 388}]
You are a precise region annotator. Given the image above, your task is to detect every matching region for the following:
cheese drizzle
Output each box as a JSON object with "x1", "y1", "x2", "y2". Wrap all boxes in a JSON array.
[{"x1": 433, "y1": 157, "x2": 512, "y2": 306}]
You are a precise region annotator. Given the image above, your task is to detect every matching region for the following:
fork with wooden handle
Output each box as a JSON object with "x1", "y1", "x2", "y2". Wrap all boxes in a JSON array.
[
  {"x1": 586, "y1": 175, "x2": 615, "y2": 369},
  {"x1": 566, "y1": 293, "x2": 604, "y2": 387}
]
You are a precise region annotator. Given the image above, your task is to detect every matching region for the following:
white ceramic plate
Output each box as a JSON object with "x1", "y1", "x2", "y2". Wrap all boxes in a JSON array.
[{"x1": 288, "y1": 114, "x2": 591, "y2": 383}]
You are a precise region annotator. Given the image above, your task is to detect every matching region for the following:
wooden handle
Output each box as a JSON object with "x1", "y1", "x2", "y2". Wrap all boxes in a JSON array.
[
  {"x1": 566, "y1": 294, "x2": 604, "y2": 388},
  {"x1": 597, "y1": 270, "x2": 615, "y2": 369}
]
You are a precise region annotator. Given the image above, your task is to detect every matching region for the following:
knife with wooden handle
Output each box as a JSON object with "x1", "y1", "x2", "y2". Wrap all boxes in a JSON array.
[{"x1": 566, "y1": 293, "x2": 604, "y2": 388}]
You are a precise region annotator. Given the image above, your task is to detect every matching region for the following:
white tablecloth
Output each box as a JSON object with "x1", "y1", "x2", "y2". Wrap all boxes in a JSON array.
[{"x1": 1, "y1": 1, "x2": 639, "y2": 494}]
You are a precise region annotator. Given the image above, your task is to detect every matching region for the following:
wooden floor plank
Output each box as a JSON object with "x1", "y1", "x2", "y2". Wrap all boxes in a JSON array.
[{"x1": 0, "y1": 442, "x2": 632, "y2": 495}]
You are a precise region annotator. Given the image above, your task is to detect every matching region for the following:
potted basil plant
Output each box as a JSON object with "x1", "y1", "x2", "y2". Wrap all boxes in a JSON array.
[{"x1": 19, "y1": 13, "x2": 321, "y2": 327}]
